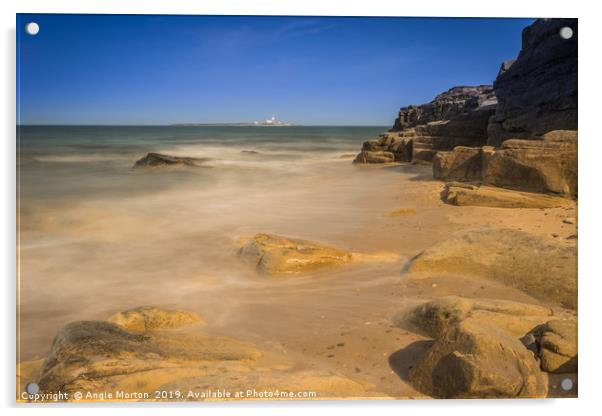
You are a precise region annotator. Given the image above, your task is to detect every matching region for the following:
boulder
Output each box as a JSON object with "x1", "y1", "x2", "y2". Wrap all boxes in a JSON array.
[
  {"x1": 488, "y1": 19, "x2": 577, "y2": 145},
  {"x1": 441, "y1": 182, "x2": 572, "y2": 208},
  {"x1": 482, "y1": 132, "x2": 578, "y2": 198},
  {"x1": 525, "y1": 320, "x2": 577, "y2": 373},
  {"x1": 107, "y1": 306, "x2": 203, "y2": 331},
  {"x1": 133, "y1": 153, "x2": 211, "y2": 168},
  {"x1": 238, "y1": 234, "x2": 354, "y2": 276},
  {"x1": 38, "y1": 320, "x2": 261, "y2": 393},
  {"x1": 406, "y1": 228, "x2": 577, "y2": 309},
  {"x1": 397, "y1": 296, "x2": 553, "y2": 339},
  {"x1": 409, "y1": 316, "x2": 548, "y2": 398}
]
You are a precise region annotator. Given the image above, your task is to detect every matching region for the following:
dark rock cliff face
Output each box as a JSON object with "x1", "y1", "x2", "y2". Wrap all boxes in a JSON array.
[{"x1": 488, "y1": 18, "x2": 578, "y2": 146}]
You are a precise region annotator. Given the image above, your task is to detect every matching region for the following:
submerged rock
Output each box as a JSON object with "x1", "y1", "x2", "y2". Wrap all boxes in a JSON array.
[
  {"x1": 408, "y1": 316, "x2": 548, "y2": 398},
  {"x1": 238, "y1": 233, "x2": 354, "y2": 276},
  {"x1": 133, "y1": 153, "x2": 211, "y2": 168},
  {"x1": 441, "y1": 182, "x2": 572, "y2": 208},
  {"x1": 406, "y1": 228, "x2": 577, "y2": 309},
  {"x1": 107, "y1": 306, "x2": 203, "y2": 331},
  {"x1": 238, "y1": 233, "x2": 397, "y2": 276}
]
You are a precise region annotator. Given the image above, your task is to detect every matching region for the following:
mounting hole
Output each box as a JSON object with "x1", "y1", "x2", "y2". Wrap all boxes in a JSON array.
[
  {"x1": 559, "y1": 26, "x2": 573, "y2": 40},
  {"x1": 25, "y1": 382, "x2": 39, "y2": 394},
  {"x1": 560, "y1": 378, "x2": 574, "y2": 391},
  {"x1": 25, "y1": 22, "x2": 40, "y2": 36}
]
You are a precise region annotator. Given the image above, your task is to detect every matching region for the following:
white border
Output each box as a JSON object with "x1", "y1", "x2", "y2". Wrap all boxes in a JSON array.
[{"x1": 2, "y1": 1, "x2": 600, "y2": 415}]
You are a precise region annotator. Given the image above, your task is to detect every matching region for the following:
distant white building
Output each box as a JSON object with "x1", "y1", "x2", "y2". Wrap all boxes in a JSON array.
[{"x1": 253, "y1": 114, "x2": 292, "y2": 126}]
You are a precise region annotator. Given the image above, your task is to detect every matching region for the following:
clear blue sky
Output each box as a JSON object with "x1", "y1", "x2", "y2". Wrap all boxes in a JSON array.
[{"x1": 17, "y1": 14, "x2": 534, "y2": 125}]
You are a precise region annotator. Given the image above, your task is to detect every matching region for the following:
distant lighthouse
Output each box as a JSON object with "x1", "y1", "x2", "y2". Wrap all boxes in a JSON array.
[{"x1": 252, "y1": 114, "x2": 293, "y2": 126}]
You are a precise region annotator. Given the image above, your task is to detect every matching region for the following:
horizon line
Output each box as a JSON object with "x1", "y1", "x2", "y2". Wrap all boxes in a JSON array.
[{"x1": 16, "y1": 123, "x2": 391, "y2": 127}]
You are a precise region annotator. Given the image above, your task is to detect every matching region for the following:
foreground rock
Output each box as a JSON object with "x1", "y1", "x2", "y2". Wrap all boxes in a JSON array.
[
  {"x1": 133, "y1": 153, "x2": 211, "y2": 168},
  {"x1": 488, "y1": 19, "x2": 577, "y2": 146},
  {"x1": 397, "y1": 296, "x2": 553, "y2": 339},
  {"x1": 406, "y1": 228, "x2": 577, "y2": 309},
  {"x1": 524, "y1": 320, "x2": 578, "y2": 373},
  {"x1": 397, "y1": 296, "x2": 553, "y2": 398},
  {"x1": 238, "y1": 233, "x2": 396, "y2": 276},
  {"x1": 107, "y1": 306, "x2": 203, "y2": 331},
  {"x1": 38, "y1": 320, "x2": 261, "y2": 393},
  {"x1": 27, "y1": 307, "x2": 369, "y2": 400},
  {"x1": 408, "y1": 316, "x2": 548, "y2": 398},
  {"x1": 441, "y1": 182, "x2": 572, "y2": 208}
]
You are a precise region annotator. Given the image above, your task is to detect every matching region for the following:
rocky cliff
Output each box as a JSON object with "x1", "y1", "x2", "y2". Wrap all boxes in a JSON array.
[
  {"x1": 488, "y1": 18, "x2": 578, "y2": 146},
  {"x1": 354, "y1": 18, "x2": 578, "y2": 200}
]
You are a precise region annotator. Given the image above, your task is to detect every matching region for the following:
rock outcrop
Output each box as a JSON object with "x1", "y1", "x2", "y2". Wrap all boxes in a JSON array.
[
  {"x1": 432, "y1": 130, "x2": 577, "y2": 199},
  {"x1": 488, "y1": 19, "x2": 578, "y2": 146},
  {"x1": 400, "y1": 297, "x2": 549, "y2": 398},
  {"x1": 482, "y1": 131, "x2": 577, "y2": 198},
  {"x1": 133, "y1": 153, "x2": 211, "y2": 168},
  {"x1": 354, "y1": 86, "x2": 496, "y2": 164},
  {"x1": 353, "y1": 133, "x2": 412, "y2": 164},
  {"x1": 406, "y1": 228, "x2": 577, "y2": 309},
  {"x1": 441, "y1": 182, "x2": 572, "y2": 208},
  {"x1": 107, "y1": 306, "x2": 203, "y2": 331}
]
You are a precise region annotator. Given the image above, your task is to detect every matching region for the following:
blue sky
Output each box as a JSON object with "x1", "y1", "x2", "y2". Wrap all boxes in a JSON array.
[{"x1": 17, "y1": 14, "x2": 534, "y2": 125}]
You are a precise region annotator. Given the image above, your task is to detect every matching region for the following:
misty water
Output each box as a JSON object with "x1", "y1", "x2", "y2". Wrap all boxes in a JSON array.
[{"x1": 19, "y1": 125, "x2": 433, "y2": 359}]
